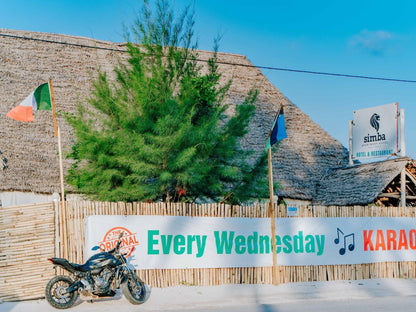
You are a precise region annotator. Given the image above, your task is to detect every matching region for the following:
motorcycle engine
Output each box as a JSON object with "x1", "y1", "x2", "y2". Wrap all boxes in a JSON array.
[{"x1": 92, "y1": 268, "x2": 113, "y2": 292}]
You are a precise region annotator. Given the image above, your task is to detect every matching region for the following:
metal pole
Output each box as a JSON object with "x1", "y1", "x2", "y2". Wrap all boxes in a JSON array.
[
  {"x1": 401, "y1": 170, "x2": 406, "y2": 207},
  {"x1": 400, "y1": 108, "x2": 405, "y2": 157},
  {"x1": 400, "y1": 108, "x2": 406, "y2": 207},
  {"x1": 349, "y1": 120, "x2": 353, "y2": 165}
]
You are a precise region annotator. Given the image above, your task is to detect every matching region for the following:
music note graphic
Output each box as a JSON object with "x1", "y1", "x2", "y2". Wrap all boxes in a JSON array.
[
  {"x1": 334, "y1": 228, "x2": 355, "y2": 255},
  {"x1": 334, "y1": 228, "x2": 344, "y2": 244}
]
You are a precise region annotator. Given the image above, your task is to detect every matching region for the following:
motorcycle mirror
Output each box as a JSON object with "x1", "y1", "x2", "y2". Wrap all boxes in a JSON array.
[
  {"x1": 119, "y1": 231, "x2": 124, "y2": 238},
  {"x1": 91, "y1": 246, "x2": 100, "y2": 251}
]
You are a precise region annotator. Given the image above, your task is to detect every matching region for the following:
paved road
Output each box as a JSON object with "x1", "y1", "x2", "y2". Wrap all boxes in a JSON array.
[
  {"x1": 2, "y1": 278, "x2": 416, "y2": 311},
  {"x1": 194, "y1": 297, "x2": 416, "y2": 312},
  {"x1": 3, "y1": 297, "x2": 416, "y2": 312}
]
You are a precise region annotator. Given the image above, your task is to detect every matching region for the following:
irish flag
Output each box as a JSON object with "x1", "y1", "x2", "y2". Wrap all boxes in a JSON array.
[{"x1": 7, "y1": 82, "x2": 52, "y2": 122}]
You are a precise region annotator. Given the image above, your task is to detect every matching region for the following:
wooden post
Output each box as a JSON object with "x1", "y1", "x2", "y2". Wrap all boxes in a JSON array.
[
  {"x1": 52, "y1": 192, "x2": 61, "y2": 274},
  {"x1": 48, "y1": 78, "x2": 58, "y2": 137},
  {"x1": 58, "y1": 126, "x2": 67, "y2": 259},
  {"x1": 49, "y1": 79, "x2": 66, "y2": 258},
  {"x1": 268, "y1": 147, "x2": 278, "y2": 285}
]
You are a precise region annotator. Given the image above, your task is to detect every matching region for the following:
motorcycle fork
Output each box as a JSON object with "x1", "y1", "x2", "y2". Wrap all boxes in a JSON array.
[{"x1": 120, "y1": 257, "x2": 142, "y2": 289}]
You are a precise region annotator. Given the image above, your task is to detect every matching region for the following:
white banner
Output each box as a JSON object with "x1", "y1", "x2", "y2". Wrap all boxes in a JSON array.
[
  {"x1": 84, "y1": 215, "x2": 416, "y2": 269},
  {"x1": 352, "y1": 103, "x2": 398, "y2": 160}
]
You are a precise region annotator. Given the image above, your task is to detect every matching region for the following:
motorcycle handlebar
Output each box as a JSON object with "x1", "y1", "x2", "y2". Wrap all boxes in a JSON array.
[
  {"x1": 116, "y1": 231, "x2": 124, "y2": 248},
  {"x1": 102, "y1": 232, "x2": 125, "y2": 254}
]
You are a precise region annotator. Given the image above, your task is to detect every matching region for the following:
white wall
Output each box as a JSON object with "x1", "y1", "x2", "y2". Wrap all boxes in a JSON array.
[
  {"x1": 283, "y1": 198, "x2": 312, "y2": 207},
  {"x1": 0, "y1": 191, "x2": 82, "y2": 207},
  {"x1": 0, "y1": 191, "x2": 54, "y2": 207}
]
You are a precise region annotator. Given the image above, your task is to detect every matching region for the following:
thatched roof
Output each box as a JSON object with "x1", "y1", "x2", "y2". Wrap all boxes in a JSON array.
[
  {"x1": 0, "y1": 29, "x2": 348, "y2": 200},
  {"x1": 314, "y1": 157, "x2": 415, "y2": 206}
]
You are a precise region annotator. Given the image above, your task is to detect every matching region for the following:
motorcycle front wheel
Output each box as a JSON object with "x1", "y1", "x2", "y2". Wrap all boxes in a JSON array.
[
  {"x1": 45, "y1": 275, "x2": 79, "y2": 309},
  {"x1": 122, "y1": 273, "x2": 147, "y2": 305}
]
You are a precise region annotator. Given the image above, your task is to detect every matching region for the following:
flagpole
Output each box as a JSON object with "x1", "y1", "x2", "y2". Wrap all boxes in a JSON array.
[
  {"x1": 48, "y1": 78, "x2": 58, "y2": 137},
  {"x1": 49, "y1": 79, "x2": 67, "y2": 258},
  {"x1": 268, "y1": 147, "x2": 278, "y2": 285},
  {"x1": 57, "y1": 126, "x2": 67, "y2": 259},
  {"x1": 266, "y1": 104, "x2": 285, "y2": 286}
]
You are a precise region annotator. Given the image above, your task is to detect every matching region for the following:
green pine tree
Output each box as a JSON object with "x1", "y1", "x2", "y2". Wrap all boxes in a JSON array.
[{"x1": 66, "y1": 0, "x2": 268, "y2": 204}]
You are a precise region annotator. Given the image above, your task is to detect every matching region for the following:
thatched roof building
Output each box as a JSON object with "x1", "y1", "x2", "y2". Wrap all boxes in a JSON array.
[
  {"x1": 314, "y1": 157, "x2": 416, "y2": 207},
  {"x1": 2, "y1": 28, "x2": 414, "y2": 208}
]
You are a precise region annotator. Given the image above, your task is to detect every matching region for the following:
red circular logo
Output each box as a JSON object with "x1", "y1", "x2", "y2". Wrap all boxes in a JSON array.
[{"x1": 99, "y1": 227, "x2": 139, "y2": 258}]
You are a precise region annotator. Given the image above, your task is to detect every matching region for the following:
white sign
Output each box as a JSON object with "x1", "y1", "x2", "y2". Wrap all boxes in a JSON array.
[
  {"x1": 85, "y1": 215, "x2": 416, "y2": 269},
  {"x1": 352, "y1": 103, "x2": 398, "y2": 160},
  {"x1": 287, "y1": 206, "x2": 298, "y2": 217}
]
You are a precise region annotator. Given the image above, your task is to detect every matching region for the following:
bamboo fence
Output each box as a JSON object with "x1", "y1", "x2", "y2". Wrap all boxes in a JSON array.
[
  {"x1": 62, "y1": 201, "x2": 416, "y2": 287},
  {"x1": 0, "y1": 202, "x2": 56, "y2": 301},
  {"x1": 2, "y1": 201, "x2": 416, "y2": 301}
]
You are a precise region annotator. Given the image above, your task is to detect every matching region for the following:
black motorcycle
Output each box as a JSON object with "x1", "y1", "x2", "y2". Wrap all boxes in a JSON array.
[{"x1": 45, "y1": 232, "x2": 147, "y2": 309}]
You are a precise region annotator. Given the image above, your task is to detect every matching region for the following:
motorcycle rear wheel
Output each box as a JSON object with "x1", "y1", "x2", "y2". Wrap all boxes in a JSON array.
[
  {"x1": 45, "y1": 275, "x2": 79, "y2": 309},
  {"x1": 122, "y1": 274, "x2": 147, "y2": 305}
]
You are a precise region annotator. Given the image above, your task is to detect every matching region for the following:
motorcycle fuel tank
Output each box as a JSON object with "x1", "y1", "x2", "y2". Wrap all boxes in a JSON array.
[{"x1": 85, "y1": 252, "x2": 122, "y2": 273}]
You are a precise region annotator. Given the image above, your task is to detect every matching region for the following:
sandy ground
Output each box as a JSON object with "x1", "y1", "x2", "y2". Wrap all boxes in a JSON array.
[{"x1": 2, "y1": 278, "x2": 416, "y2": 311}]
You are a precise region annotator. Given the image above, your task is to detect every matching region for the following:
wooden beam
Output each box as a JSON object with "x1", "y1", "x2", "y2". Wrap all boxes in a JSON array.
[
  {"x1": 378, "y1": 193, "x2": 400, "y2": 199},
  {"x1": 405, "y1": 169, "x2": 416, "y2": 185},
  {"x1": 378, "y1": 193, "x2": 416, "y2": 200}
]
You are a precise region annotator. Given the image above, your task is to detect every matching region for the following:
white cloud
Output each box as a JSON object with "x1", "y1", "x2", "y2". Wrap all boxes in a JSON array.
[{"x1": 349, "y1": 29, "x2": 394, "y2": 55}]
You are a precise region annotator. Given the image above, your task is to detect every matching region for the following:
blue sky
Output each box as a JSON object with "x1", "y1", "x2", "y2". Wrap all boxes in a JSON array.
[{"x1": 1, "y1": 0, "x2": 415, "y2": 159}]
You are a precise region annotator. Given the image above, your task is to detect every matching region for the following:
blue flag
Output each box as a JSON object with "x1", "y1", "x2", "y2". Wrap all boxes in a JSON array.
[{"x1": 266, "y1": 107, "x2": 287, "y2": 149}]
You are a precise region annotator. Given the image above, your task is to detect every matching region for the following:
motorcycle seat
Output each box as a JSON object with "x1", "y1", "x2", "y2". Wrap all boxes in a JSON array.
[
  {"x1": 70, "y1": 262, "x2": 90, "y2": 272},
  {"x1": 49, "y1": 257, "x2": 90, "y2": 273}
]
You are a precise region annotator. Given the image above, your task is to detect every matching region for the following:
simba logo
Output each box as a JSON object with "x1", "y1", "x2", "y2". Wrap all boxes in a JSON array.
[
  {"x1": 364, "y1": 113, "x2": 386, "y2": 143},
  {"x1": 370, "y1": 113, "x2": 380, "y2": 132}
]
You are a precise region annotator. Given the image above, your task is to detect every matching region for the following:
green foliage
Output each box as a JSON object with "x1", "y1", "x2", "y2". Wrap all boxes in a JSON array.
[{"x1": 67, "y1": 0, "x2": 268, "y2": 204}]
